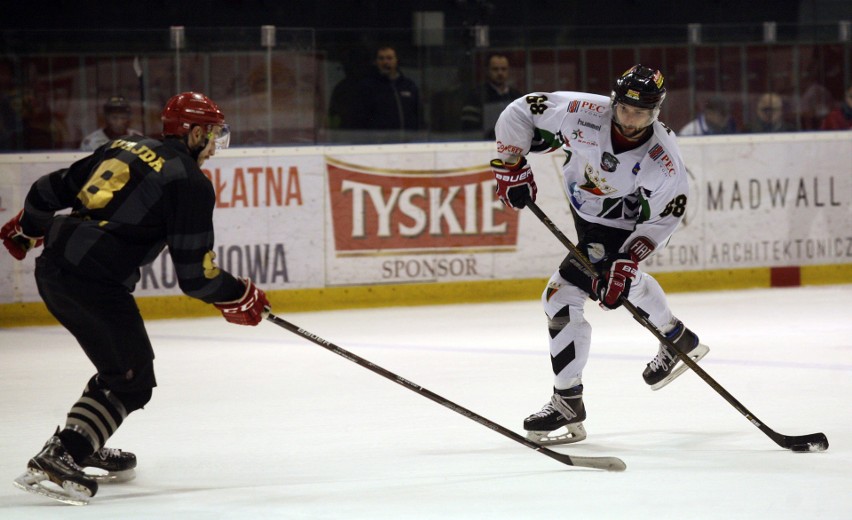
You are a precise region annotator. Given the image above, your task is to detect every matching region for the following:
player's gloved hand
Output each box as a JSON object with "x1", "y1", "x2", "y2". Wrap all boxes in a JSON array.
[
  {"x1": 1, "y1": 210, "x2": 44, "y2": 261},
  {"x1": 214, "y1": 278, "x2": 270, "y2": 326},
  {"x1": 592, "y1": 254, "x2": 638, "y2": 310},
  {"x1": 491, "y1": 157, "x2": 537, "y2": 209}
]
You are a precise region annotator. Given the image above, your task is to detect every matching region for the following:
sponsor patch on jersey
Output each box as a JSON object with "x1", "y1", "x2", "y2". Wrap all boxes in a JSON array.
[
  {"x1": 648, "y1": 144, "x2": 664, "y2": 160},
  {"x1": 578, "y1": 118, "x2": 602, "y2": 131},
  {"x1": 496, "y1": 141, "x2": 523, "y2": 156},
  {"x1": 567, "y1": 100, "x2": 580, "y2": 113},
  {"x1": 570, "y1": 129, "x2": 598, "y2": 147},
  {"x1": 600, "y1": 152, "x2": 619, "y2": 172}
]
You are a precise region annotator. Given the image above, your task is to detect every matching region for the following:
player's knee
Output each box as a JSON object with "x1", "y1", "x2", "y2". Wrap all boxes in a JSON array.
[
  {"x1": 113, "y1": 386, "x2": 153, "y2": 413},
  {"x1": 94, "y1": 362, "x2": 156, "y2": 413}
]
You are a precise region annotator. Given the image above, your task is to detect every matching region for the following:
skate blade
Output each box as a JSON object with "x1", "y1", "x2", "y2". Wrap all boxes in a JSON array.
[
  {"x1": 526, "y1": 423, "x2": 587, "y2": 446},
  {"x1": 84, "y1": 467, "x2": 136, "y2": 483},
  {"x1": 12, "y1": 470, "x2": 91, "y2": 506},
  {"x1": 650, "y1": 343, "x2": 710, "y2": 391}
]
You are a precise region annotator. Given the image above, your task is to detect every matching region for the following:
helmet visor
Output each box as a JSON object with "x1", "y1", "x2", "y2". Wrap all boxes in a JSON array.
[{"x1": 210, "y1": 124, "x2": 230, "y2": 150}]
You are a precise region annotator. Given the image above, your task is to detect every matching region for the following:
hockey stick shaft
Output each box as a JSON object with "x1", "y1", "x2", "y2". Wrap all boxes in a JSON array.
[
  {"x1": 264, "y1": 311, "x2": 625, "y2": 471},
  {"x1": 525, "y1": 199, "x2": 828, "y2": 452}
]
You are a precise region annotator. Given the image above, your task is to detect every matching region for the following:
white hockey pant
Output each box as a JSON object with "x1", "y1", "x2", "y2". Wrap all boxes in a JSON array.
[{"x1": 542, "y1": 269, "x2": 675, "y2": 390}]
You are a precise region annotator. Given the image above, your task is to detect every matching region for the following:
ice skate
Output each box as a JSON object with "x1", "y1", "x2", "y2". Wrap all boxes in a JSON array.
[
  {"x1": 643, "y1": 320, "x2": 709, "y2": 390},
  {"x1": 12, "y1": 434, "x2": 98, "y2": 506},
  {"x1": 524, "y1": 385, "x2": 587, "y2": 445},
  {"x1": 79, "y1": 446, "x2": 137, "y2": 483}
]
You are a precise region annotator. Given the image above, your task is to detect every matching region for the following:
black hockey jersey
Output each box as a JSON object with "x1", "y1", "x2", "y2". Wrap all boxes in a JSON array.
[{"x1": 20, "y1": 136, "x2": 244, "y2": 303}]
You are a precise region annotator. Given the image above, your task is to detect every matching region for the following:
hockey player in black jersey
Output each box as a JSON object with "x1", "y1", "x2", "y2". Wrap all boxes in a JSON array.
[{"x1": 2, "y1": 91, "x2": 270, "y2": 505}]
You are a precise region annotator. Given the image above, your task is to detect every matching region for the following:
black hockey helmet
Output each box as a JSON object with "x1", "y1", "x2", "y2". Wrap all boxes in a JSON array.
[
  {"x1": 611, "y1": 65, "x2": 666, "y2": 110},
  {"x1": 103, "y1": 96, "x2": 131, "y2": 115}
]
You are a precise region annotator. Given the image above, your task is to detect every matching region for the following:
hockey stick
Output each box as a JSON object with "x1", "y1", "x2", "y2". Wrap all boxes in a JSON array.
[
  {"x1": 524, "y1": 199, "x2": 829, "y2": 453},
  {"x1": 264, "y1": 311, "x2": 626, "y2": 471}
]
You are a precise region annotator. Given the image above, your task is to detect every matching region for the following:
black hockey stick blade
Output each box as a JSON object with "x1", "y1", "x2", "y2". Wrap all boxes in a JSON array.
[
  {"x1": 524, "y1": 199, "x2": 829, "y2": 453},
  {"x1": 776, "y1": 432, "x2": 829, "y2": 452},
  {"x1": 263, "y1": 310, "x2": 626, "y2": 471}
]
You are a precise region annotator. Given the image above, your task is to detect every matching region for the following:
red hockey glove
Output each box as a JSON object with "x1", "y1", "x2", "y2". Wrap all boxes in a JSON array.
[
  {"x1": 491, "y1": 157, "x2": 537, "y2": 209},
  {"x1": 592, "y1": 254, "x2": 638, "y2": 310},
  {"x1": 214, "y1": 278, "x2": 270, "y2": 326},
  {"x1": 1, "y1": 210, "x2": 44, "y2": 261}
]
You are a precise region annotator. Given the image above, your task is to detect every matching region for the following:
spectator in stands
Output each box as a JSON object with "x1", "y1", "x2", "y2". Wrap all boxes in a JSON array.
[
  {"x1": 749, "y1": 92, "x2": 793, "y2": 133},
  {"x1": 461, "y1": 53, "x2": 522, "y2": 140},
  {"x1": 328, "y1": 48, "x2": 371, "y2": 130},
  {"x1": 350, "y1": 46, "x2": 421, "y2": 134},
  {"x1": 820, "y1": 85, "x2": 852, "y2": 131},
  {"x1": 678, "y1": 95, "x2": 737, "y2": 136},
  {"x1": 81, "y1": 96, "x2": 142, "y2": 151}
]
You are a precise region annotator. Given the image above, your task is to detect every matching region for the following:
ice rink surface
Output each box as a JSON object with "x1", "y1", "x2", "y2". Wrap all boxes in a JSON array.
[{"x1": 1, "y1": 284, "x2": 851, "y2": 519}]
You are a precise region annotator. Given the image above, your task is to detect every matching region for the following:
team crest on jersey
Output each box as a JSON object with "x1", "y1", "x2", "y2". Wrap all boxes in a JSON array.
[
  {"x1": 578, "y1": 163, "x2": 616, "y2": 196},
  {"x1": 545, "y1": 280, "x2": 562, "y2": 301},
  {"x1": 632, "y1": 162, "x2": 641, "y2": 175},
  {"x1": 600, "y1": 152, "x2": 619, "y2": 172}
]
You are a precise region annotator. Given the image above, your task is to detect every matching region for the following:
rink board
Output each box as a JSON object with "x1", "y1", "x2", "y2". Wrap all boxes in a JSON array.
[{"x1": 1, "y1": 133, "x2": 850, "y2": 326}]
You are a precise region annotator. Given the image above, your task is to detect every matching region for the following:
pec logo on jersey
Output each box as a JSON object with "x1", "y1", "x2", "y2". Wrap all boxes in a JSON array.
[
  {"x1": 567, "y1": 100, "x2": 581, "y2": 113},
  {"x1": 648, "y1": 144, "x2": 675, "y2": 176},
  {"x1": 600, "y1": 152, "x2": 619, "y2": 172},
  {"x1": 580, "y1": 101, "x2": 606, "y2": 113}
]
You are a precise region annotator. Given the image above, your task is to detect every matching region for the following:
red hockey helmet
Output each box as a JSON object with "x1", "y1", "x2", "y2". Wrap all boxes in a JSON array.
[{"x1": 161, "y1": 92, "x2": 225, "y2": 137}]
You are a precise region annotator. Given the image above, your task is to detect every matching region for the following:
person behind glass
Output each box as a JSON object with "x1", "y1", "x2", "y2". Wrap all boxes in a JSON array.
[
  {"x1": 820, "y1": 84, "x2": 852, "y2": 131},
  {"x1": 461, "y1": 53, "x2": 522, "y2": 139},
  {"x1": 490, "y1": 65, "x2": 709, "y2": 446},
  {"x1": 328, "y1": 48, "x2": 371, "y2": 131},
  {"x1": 677, "y1": 95, "x2": 736, "y2": 136},
  {"x1": 351, "y1": 45, "x2": 421, "y2": 133},
  {"x1": 749, "y1": 92, "x2": 793, "y2": 133},
  {"x1": 2, "y1": 92, "x2": 269, "y2": 506},
  {"x1": 80, "y1": 96, "x2": 143, "y2": 151}
]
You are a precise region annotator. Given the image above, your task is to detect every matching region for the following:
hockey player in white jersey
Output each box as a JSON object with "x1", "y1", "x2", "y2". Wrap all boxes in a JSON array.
[{"x1": 491, "y1": 64, "x2": 709, "y2": 445}]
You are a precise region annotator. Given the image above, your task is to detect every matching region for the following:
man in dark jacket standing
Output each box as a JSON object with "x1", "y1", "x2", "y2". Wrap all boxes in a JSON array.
[{"x1": 352, "y1": 46, "x2": 421, "y2": 137}]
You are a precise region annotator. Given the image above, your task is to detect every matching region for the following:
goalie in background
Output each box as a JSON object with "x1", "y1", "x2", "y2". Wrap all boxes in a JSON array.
[
  {"x1": 491, "y1": 65, "x2": 710, "y2": 446},
  {"x1": 2, "y1": 91, "x2": 269, "y2": 505},
  {"x1": 80, "y1": 95, "x2": 143, "y2": 151},
  {"x1": 677, "y1": 95, "x2": 737, "y2": 136}
]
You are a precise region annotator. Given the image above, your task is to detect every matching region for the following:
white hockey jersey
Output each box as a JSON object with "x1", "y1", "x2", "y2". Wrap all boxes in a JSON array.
[{"x1": 494, "y1": 91, "x2": 688, "y2": 259}]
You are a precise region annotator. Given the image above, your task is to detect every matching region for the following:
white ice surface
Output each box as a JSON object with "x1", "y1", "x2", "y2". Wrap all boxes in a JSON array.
[{"x1": 1, "y1": 285, "x2": 851, "y2": 519}]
